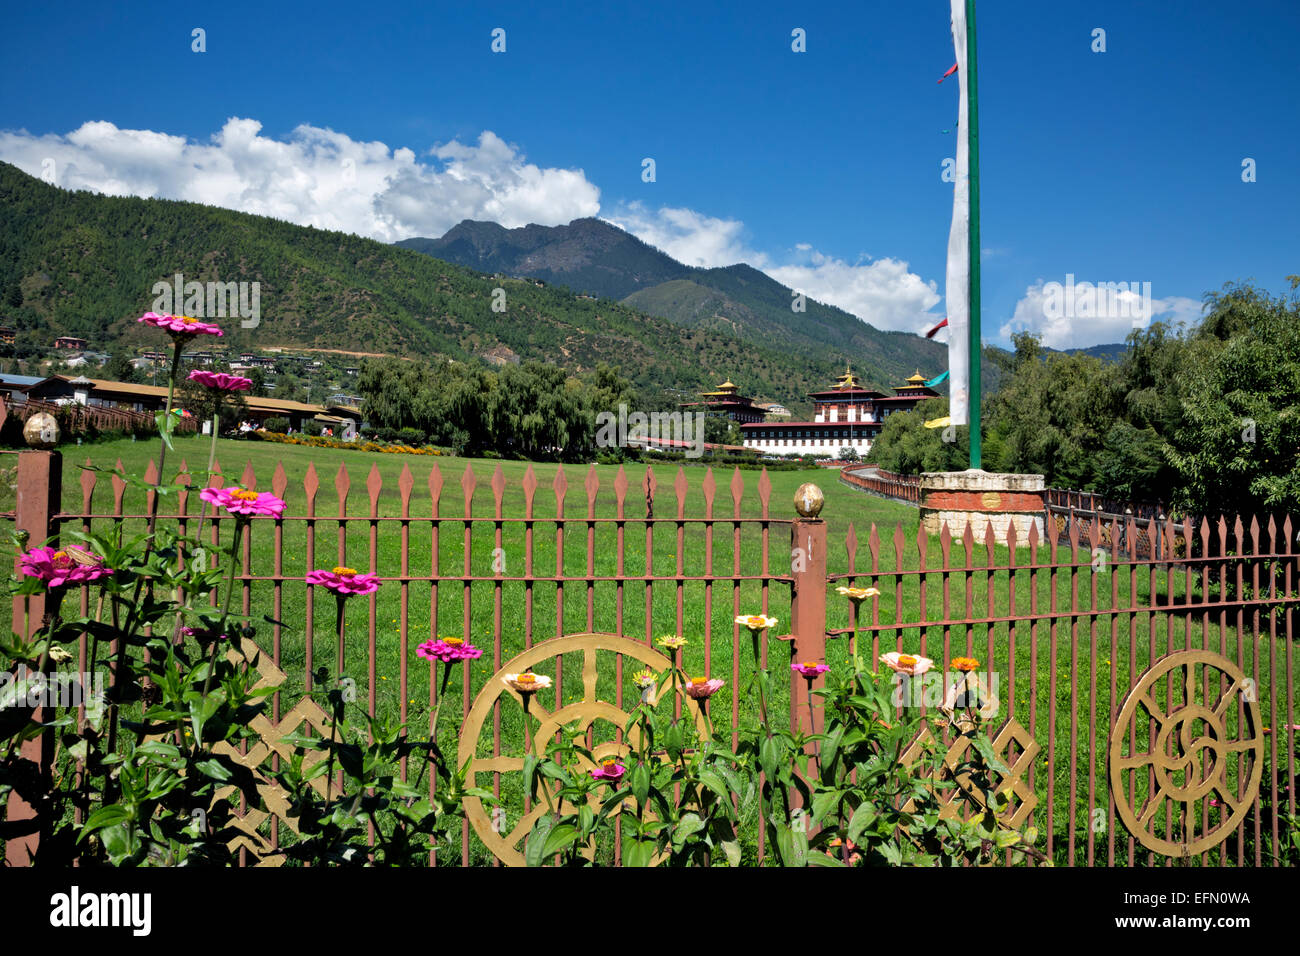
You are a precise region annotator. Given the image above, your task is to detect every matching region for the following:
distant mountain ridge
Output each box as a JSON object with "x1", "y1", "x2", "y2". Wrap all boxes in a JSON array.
[
  {"x1": 399, "y1": 218, "x2": 685, "y2": 300},
  {"x1": 397, "y1": 218, "x2": 949, "y2": 393},
  {"x1": 0, "y1": 160, "x2": 945, "y2": 413}
]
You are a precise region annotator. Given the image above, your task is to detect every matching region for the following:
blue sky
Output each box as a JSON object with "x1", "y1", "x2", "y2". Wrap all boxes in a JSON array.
[{"x1": 1, "y1": 0, "x2": 1296, "y2": 349}]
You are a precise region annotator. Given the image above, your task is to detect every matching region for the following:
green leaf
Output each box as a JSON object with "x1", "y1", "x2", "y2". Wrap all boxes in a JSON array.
[
  {"x1": 541, "y1": 823, "x2": 581, "y2": 858},
  {"x1": 154, "y1": 411, "x2": 176, "y2": 451},
  {"x1": 811, "y1": 788, "x2": 843, "y2": 824},
  {"x1": 806, "y1": 851, "x2": 846, "y2": 867},
  {"x1": 622, "y1": 838, "x2": 656, "y2": 868},
  {"x1": 672, "y1": 812, "x2": 706, "y2": 850},
  {"x1": 972, "y1": 734, "x2": 1010, "y2": 776},
  {"x1": 629, "y1": 763, "x2": 650, "y2": 808},
  {"x1": 522, "y1": 816, "x2": 553, "y2": 868},
  {"x1": 774, "y1": 823, "x2": 807, "y2": 867},
  {"x1": 194, "y1": 758, "x2": 232, "y2": 782},
  {"x1": 719, "y1": 839, "x2": 742, "y2": 867},
  {"x1": 821, "y1": 724, "x2": 845, "y2": 769},
  {"x1": 78, "y1": 804, "x2": 130, "y2": 839},
  {"x1": 100, "y1": 822, "x2": 137, "y2": 864},
  {"x1": 664, "y1": 721, "x2": 684, "y2": 760},
  {"x1": 136, "y1": 741, "x2": 182, "y2": 760},
  {"x1": 846, "y1": 802, "x2": 877, "y2": 843},
  {"x1": 538, "y1": 762, "x2": 572, "y2": 788},
  {"x1": 697, "y1": 768, "x2": 731, "y2": 802},
  {"x1": 759, "y1": 735, "x2": 780, "y2": 780}
]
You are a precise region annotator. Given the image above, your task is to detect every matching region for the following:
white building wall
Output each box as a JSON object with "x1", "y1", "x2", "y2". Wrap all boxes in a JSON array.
[{"x1": 742, "y1": 434, "x2": 874, "y2": 457}]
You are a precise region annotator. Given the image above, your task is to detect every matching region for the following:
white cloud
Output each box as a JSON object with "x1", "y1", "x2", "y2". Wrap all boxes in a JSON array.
[
  {"x1": 604, "y1": 201, "x2": 941, "y2": 333},
  {"x1": 766, "y1": 253, "x2": 942, "y2": 335},
  {"x1": 603, "y1": 201, "x2": 767, "y2": 269},
  {"x1": 0, "y1": 119, "x2": 600, "y2": 242},
  {"x1": 1000, "y1": 278, "x2": 1203, "y2": 349}
]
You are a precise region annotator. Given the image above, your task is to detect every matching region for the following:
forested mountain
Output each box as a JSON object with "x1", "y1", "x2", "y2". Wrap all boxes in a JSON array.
[
  {"x1": 1061, "y1": 343, "x2": 1129, "y2": 362},
  {"x1": 0, "y1": 161, "x2": 940, "y2": 412},
  {"x1": 398, "y1": 218, "x2": 948, "y2": 390}
]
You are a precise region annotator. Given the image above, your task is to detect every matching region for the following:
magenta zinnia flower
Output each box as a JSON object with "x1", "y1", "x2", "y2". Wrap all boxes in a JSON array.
[
  {"x1": 306, "y1": 566, "x2": 382, "y2": 596},
  {"x1": 188, "y1": 369, "x2": 252, "y2": 392},
  {"x1": 683, "y1": 677, "x2": 725, "y2": 700},
  {"x1": 20, "y1": 545, "x2": 110, "y2": 587},
  {"x1": 138, "y1": 311, "x2": 224, "y2": 338},
  {"x1": 792, "y1": 661, "x2": 831, "y2": 679},
  {"x1": 200, "y1": 486, "x2": 286, "y2": 519},
  {"x1": 590, "y1": 759, "x2": 626, "y2": 783},
  {"x1": 416, "y1": 636, "x2": 483, "y2": 662}
]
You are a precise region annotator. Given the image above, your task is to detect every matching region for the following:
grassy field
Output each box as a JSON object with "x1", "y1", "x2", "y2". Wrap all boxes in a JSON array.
[{"x1": 8, "y1": 434, "x2": 1294, "y2": 866}]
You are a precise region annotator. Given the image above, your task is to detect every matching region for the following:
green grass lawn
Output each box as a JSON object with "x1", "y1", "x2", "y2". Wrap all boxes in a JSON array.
[{"x1": 8, "y1": 434, "x2": 1294, "y2": 866}]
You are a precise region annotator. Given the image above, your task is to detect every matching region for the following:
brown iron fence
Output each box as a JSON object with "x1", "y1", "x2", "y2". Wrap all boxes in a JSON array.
[
  {"x1": 838, "y1": 465, "x2": 921, "y2": 503},
  {"x1": 4, "y1": 450, "x2": 1296, "y2": 866},
  {"x1": 0, "y1": 396, "x2": 200, "y2": 437}
]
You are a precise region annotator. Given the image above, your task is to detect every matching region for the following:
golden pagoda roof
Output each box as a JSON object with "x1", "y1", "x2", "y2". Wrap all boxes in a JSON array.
[
  {"x1": 834, "y1": 365, "x2": 862, "y2": 389},
  {"x1": 906, "y1": 370, "x2": 926, "y2": 384},
  {"x1": 700, "y1": 379, "x2": 740, "y2": 397}
]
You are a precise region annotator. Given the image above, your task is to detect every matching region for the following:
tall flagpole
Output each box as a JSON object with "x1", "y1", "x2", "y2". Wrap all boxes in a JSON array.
[{"x1": 965, "y1": 0, "x2": 982, "y2": 469}]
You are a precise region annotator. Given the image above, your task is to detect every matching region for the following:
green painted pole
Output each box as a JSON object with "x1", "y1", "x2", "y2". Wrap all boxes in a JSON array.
[{"x1": 966, "y1": 0, "x2": 982, "y2": 470}]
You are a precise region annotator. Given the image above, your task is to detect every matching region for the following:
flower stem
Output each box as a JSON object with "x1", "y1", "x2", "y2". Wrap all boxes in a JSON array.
[
  {"x1": 524, "y1": 696, "x2": 557, "y2": 818},
  {"x1": 194, "y1": 519, "x2": 244, "y2": 748},
  {"x1": 192, "y1": 408, "x2": 221, "y2": 546},
  {"x1": 326, "y1": 594, "x2": 347, "y2": 803},
  {"x1": 150, "y1": 339, "x2": 184, "y2": 536}
]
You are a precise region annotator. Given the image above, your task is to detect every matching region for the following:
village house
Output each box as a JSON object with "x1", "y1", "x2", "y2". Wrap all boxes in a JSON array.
[{"x1": 27, "y1": 375, "x2": 362, "y2": 436}]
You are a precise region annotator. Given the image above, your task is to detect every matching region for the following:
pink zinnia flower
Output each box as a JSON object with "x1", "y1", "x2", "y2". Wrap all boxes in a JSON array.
[
  {"x1": 590, "y1": 759, "x2": 626, "y2": 783},
  {"x1": 416, "y1": 636, "x2": 483, "y2": 662},
  {"x1": 20, "y1": 545, "x2": 110, "y2": 587},
  {"x1": 683, "y1": 676, "x2": 725, "y2": 700},
  {"x1": 138, "y1": 312, "x2": 224, "y2": 338},
  {"x1": 200, "y1": 486, "x2": 286, "y2": 519},
  {"x1": 306, "y1": 566, "x2": 382, "y2": 596},
  {"x1": 792, "y1": 661, "x2": 831, "y2": 679},
  {"x1": 188, "y1": 369, "x2": 252, "y2": 392}
]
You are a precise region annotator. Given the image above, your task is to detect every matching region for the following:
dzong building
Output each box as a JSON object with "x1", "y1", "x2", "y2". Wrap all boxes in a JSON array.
[{"x1": 739, "y1": 368, "x2": 940, "y2": 457}]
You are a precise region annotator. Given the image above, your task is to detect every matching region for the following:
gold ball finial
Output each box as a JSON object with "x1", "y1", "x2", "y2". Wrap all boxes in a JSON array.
[
  {"x1": 794, "y1": 482, "x2": 824, "y2": 518},
  {"x1": 23, "y1": 413, "x2": 59, "y2": 449}
]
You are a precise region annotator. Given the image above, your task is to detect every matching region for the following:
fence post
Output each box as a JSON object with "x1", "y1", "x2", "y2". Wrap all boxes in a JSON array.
[
  {"x1": 4, "y1": 448, "x2": 62, "y2": 866},
  {"x1": 789, "y1": 487, "x2": 828, "y2": 741}
]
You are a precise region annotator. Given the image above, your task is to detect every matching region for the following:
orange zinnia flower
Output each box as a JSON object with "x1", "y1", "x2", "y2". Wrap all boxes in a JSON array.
[{"x1": 951, "y1": 657, "x2": 980, "y2": 672}]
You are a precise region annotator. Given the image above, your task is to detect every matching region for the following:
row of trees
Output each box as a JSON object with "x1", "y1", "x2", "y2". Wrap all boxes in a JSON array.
[
  {"x1": 867, "y1": 279, "x2": 1300, "y2": 517},
  {"x1": 358, "y1": 358, "x2": 640, "y2": 460}
]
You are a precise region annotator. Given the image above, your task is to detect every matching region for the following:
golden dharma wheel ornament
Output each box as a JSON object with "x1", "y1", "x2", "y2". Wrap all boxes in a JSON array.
[
  {"x1": 1108, "y1": 649, "x2": 1263, "y2": 857},
  {"x1": 23, "y1": 413, "x2": 59, "y2": 449},
  {"x1": 793, "y1": 482, "x2": 824, "y2": 518}
]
